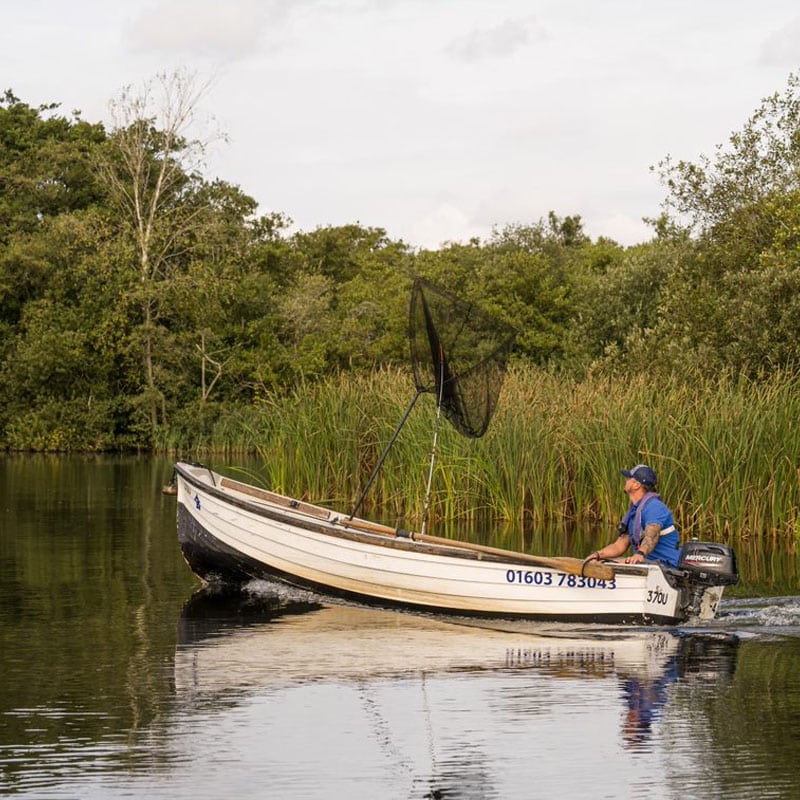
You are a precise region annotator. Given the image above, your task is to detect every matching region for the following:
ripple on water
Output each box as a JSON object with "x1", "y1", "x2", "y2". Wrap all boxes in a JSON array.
[{"x1": 714, "y1": 595, "x2": 800, "y2": 637}]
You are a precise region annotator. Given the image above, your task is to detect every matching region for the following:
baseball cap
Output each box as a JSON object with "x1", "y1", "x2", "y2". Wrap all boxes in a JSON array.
[{"x1": 620, "y1": 464, "x2": 657, "y2": 488}]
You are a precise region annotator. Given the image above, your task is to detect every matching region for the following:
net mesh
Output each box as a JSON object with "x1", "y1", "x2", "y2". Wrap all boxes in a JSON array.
[{"x1": 409, "y1": 277, "x2": 515, "y2": 438}]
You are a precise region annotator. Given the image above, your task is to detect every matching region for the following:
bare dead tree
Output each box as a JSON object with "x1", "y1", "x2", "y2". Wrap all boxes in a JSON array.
[{"x1": 99, "y1": 69, "x2": 225, "y2": 432}]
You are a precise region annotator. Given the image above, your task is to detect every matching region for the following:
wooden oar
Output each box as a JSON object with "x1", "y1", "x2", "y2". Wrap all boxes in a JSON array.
[{"x1": 336, "y1": 516, "x2": 614, "y2": 581}]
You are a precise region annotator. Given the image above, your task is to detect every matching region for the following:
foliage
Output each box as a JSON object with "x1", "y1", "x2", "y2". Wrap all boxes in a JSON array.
[
  {"x1": 651, "y1": 71, "x2": 800, "y2": 374},
  {"x1": 3, "y1": 71, "x2": 800, "y2": 468},
  {"x1": 0, "y1": 90, "x2": 106, "y2": 245}
]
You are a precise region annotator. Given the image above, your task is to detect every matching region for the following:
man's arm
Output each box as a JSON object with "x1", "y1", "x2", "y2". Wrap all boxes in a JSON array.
[
  {"x1": 626, "y1": 523, "x2": 662, "y2": 563},
  {"x1": 586, "y1": 533, "x2": 631, "y2": 562}
]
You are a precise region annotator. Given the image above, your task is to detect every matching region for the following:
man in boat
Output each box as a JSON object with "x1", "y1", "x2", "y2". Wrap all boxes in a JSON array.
[{"x1": 583, "y1": 464, "x2": 681, "y2": 568}]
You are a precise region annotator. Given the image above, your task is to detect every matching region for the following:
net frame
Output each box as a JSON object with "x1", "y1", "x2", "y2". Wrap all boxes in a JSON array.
[{"x1": 409, "y1": 277, "x2": 515, "y2": 438}]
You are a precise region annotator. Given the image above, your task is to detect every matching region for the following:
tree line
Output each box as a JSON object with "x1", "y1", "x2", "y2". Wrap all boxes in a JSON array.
[{"x1": 2, "y1": 71, "x2": 800, "y2": 451}]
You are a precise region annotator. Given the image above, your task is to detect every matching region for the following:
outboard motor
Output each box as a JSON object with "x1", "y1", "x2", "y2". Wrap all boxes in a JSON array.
[
  {"x1": 678, "y1": 541, "x2": 738, "y2": 618},
  {"x1": 678, "y1": 541, "x2": 739, "y2": 586}
]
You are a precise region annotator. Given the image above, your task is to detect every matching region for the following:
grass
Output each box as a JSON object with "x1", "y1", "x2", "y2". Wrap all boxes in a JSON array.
[{"x1": 184, "y1": 364, "x2": 800, "y2": 546}]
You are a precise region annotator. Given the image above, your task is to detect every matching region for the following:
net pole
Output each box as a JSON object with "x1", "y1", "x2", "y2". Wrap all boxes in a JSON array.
[
  {"x1": 420, "y1": 344, "x2": 446, "y2": 538},
  {"x1": 349, "y1": 389, "x2": 422, "y2": 520}
]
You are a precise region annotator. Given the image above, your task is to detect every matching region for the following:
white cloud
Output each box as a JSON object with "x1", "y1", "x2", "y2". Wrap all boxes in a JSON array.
[
  {"x1": 759, "y1": 17, "x2": 800, "y2": 66},
  {"x1": 409, "y1": 202, "x2": 483, "y2": 249},
  {"x1": 587, "y1": 213, "x2": 653, "y2": 247},
  {"x1": 445, "y1": 16, "x2": 547, "y2": 62},
  {"x1": 125, "y1": 0, "x2": 277, "y2": 59},
  {"x1": 6, "y1": 0, "x2": 800, "y2": 252}
]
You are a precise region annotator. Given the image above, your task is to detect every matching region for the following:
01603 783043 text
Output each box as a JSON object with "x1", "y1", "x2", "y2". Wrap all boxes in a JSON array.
[{"x1": 504, "y1": 569, "x2": 617, "y2": 590}]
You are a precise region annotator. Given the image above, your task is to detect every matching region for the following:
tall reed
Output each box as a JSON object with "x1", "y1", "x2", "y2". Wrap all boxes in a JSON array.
[{"x1": 234, "y1": 365, "x2": 800, "y2": 542}]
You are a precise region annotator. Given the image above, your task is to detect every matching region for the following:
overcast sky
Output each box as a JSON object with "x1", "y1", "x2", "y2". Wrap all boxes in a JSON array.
[{"x1": 5, "y1": 1, "x2": 800, "y2": 248}]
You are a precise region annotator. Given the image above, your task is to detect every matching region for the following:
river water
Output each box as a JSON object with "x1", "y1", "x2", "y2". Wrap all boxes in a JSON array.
[{"x1": 1, "y1": 455, "x2": 799, "y2": 799}]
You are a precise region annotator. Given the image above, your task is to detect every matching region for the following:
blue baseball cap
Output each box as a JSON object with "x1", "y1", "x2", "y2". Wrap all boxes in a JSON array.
[{"x1": 620, "y1": 464, "x2": 657, "y2": 488}]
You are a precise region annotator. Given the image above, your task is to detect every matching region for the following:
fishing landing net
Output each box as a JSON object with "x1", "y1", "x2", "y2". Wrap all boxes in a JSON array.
[
  {"x1": 350, "y1": 277, "x2": 515, "y2": 520},
  {"x1": 409, "y1": 277, "x2": 516, "y2": 438}
]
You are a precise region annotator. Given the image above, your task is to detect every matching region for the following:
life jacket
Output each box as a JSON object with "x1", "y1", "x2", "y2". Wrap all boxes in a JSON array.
[{"x1": 622, "y1": 492, "x2": 677, "y2": 548}]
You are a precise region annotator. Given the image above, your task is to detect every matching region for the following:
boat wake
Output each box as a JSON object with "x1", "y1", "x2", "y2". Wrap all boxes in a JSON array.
[
  {"x1": 703, "y1": 595, "x2": 800, "y2": 638},
  {"x1": 241, "y1": 577, "x2": 325, "y2": 606}
]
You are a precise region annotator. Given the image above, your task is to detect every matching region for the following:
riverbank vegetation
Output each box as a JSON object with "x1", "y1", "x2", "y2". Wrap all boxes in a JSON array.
[
  {"x1": 207, "y1": 366, "x2": 800, "y2": 541},
  {"x1": 3, "y1": 72, "x2": 800, "y2": 538}
]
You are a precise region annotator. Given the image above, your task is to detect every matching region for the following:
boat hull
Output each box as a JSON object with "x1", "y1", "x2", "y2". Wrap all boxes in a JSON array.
[{"x1": 174, "y1": 462, "x2": 723, "y2": 625}]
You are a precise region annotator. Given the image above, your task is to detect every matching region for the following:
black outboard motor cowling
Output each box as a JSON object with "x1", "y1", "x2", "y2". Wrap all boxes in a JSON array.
[{"x1": 678, "y1": 541, "x2": 739, "y2": 586}]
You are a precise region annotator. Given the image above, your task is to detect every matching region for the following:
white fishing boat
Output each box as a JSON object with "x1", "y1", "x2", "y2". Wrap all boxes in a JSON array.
[
  {"x1": 174, "y1": 461, "x2": 737, "y2": 625},
  {"x1": 174, "y1": 278, "x2": 738, "y2": 625}
]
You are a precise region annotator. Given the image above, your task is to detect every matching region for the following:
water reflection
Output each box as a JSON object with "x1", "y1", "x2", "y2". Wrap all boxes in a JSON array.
[
  {"x1": 175, "y1": 582, "x2": 741, "y2": 754},
  {"x1": 170, "y1": 589, "x2": 771, "y2": 800},
  {"x1": 1, "y1": 455, "x2": 799, "y2": 799},
  {"x1": 620, "y1": 632, "x2": 739, "y2": 749}
]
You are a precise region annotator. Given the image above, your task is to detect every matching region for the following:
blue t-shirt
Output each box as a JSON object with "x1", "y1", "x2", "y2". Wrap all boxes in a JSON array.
[{"x1": 620, "y1": 494, "x2": 681, "y2": 568}]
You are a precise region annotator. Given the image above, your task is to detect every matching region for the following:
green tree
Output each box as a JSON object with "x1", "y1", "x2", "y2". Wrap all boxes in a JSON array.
[
  {"x1": 97, "y1": 70, "x2": 243, "y2": 436},
  {"x1": 565, "y1": 236, "x2": 688, "y2": 374},
  {"x1": 0, "y1": 92, "x2": 106, "y2": 322},
  {"x1": 267, "y1": 225, "x2": 413, "y2": 384},
  {"x1": 0, "y1": 96, "x2": 113, "y2": 447},
  {"x1": 0, "y1": 81, "x2": 280, "y2": 449},
  {"x1": 653, "y1": 72, "x2": 800, "y2": 374},
  {"x1": 416, "y1": 214, "x2": 600, "y2": 365},
  {"x1": 0, "y1": 91, "x2": 106, "y2": 238},
  {"x1": 0, "y1": 209, "x2": 128, "y2": 449}
]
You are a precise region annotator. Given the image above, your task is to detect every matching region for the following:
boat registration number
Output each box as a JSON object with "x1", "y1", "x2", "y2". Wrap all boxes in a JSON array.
[{"x1": 505, "y1": 569, "x2": 617, "y2": 590}]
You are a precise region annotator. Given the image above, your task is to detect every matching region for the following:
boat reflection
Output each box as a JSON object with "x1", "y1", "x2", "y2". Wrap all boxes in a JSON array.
[
  {"x1": 176, "y1": 582, "x2": 740, "y2": 709},
  {"x1": 174, "y1": 583, "x2": 741, "y2": 797}
]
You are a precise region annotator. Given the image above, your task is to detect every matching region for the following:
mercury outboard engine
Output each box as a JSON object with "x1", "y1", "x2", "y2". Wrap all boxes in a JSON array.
[
  {"x1": 678, "y1": 541, "x2": 739, "y2": 586},
  {"x1": 678, "y1": 541, "x2": 738, "y2": 617}
]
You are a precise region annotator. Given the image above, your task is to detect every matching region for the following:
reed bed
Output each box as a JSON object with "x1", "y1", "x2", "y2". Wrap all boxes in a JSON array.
[{"x1": 221, "y1": 365, "x2": 800, "y2": 543}]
